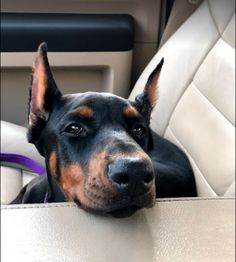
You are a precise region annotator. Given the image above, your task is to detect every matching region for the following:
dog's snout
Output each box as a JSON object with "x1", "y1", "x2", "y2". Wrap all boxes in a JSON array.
[{"x1": 108, "y1": 157, "x2": 154, "y2": 195}]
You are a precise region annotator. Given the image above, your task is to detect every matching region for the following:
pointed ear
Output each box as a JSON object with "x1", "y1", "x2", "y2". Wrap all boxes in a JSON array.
[
  {"x1": 28, "y1": 42, "x2": 62, "y2": 143},
  {"x1": 135, "y1": 58, "x2": 164, "y2": 118}
]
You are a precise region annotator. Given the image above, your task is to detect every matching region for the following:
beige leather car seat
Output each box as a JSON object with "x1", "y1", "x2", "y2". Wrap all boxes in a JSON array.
[
  {"x1": 1, "y1": 0, "x2": 235, "y2": 203},
  {"x1": 1, "y1": 1, "x2": 235, "y2": 261},
  {"x1": 130, "y1": 0, "x2": 235, "y2": 198},
  {"x1": 1, "y1": 121, "x2": 45, "y2": 204}
]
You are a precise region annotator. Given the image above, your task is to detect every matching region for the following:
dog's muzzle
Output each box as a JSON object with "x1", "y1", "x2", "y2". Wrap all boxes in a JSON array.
[{"x1": 74, "y1": 155, "x2": 156, "y2": 218}]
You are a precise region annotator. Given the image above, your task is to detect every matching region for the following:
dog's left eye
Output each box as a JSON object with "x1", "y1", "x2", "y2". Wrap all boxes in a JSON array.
[
  {"x1": 132, "y1": 125, "x2": 146, "y2": 138},
  {"x1": 64, "y1": 123, "x2": 85, "y2": 136}
]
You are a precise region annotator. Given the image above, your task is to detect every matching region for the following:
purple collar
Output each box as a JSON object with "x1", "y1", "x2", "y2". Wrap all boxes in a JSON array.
[
  {"x1": 0, "y1": 153, "x2": 48, "y2": 202},
  {"x1": 0, "y1": 153, "x2": 46, "y2": 175}
]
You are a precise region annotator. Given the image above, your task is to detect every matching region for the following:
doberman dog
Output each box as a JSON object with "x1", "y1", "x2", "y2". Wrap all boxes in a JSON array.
[{"x1": 11, "y1": 43, "x2": 196, "y2": 217}]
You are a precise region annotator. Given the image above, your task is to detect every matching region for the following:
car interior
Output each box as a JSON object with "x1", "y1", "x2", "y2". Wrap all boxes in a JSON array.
[{"x1": 1, "y1": 0, "x2": 235, "y2": 261}]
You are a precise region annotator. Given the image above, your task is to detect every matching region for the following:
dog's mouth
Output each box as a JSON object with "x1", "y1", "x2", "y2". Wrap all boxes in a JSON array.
[
  {"x1": 74, "y1": 199, "x2": 142, "y2": 218},
  {"x1": 73, "y1": 192, "x2": 155, "y2": 218}
]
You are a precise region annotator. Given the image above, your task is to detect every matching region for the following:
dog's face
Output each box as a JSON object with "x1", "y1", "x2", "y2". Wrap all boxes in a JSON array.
[{"x1": 28, "y1": 43, "x2": 164, "y2": 217}]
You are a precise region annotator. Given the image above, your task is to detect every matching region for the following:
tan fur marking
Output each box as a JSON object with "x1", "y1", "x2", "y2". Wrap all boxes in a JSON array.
[
  {"x1": 59, "y1": 164, "x2": 85, "y2": 202},
  {"x1": 29, "y1": 52, "x2": 47, "y2": 127},
  {"x1": 58, "y1": 150, "x2": 154, "y2": 211},
  {"x1": 49, "y1": 151, "x2": 57, "y2": 177},
  {"x1": 147, "y1": 181, "x2": 156, "y2": 207},
  {"x1": 58, "y1": 152, "x2": 112, "y2": 206},
  {"x1": 34, "y1": 54, "x2": 47, "y2": 109},
  {"x1": 76, "y1": 106, "x2": 94, "y2": 118},
  {"x1": 135, "y1": 150, "x2": 151, "y2": 160},
  {"x1": 124, "y1": 105, "x2": 138, "y2": 118},
  {"x1": 86, "y1": 151, "x2": 112, "y2": 189},
  {"x1": 147, "y1": 72, "x2": 160, "y2": 109},
  {"x1": 82, "y1": 151, "x2": 118, "y2": 209}
]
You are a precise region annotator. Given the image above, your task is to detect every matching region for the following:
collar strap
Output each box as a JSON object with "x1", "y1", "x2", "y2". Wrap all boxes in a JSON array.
[{"x1": 0, "y1": 153, "x2": 46, "y2": 176}]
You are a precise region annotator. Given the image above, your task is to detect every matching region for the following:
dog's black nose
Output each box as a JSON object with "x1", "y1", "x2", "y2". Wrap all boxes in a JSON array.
[{"x1": 108, "y1": 157, "x2": 154, "y2": 195}]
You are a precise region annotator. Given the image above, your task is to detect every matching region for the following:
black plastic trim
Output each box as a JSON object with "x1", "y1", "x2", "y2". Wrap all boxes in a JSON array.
[{"x1": 1, "y1": 13, "x2": 134, "y2": 52}]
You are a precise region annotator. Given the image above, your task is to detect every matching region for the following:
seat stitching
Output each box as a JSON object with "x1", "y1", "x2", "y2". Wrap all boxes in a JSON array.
[
  {"x1": 168, "y1": 104, "x2": 235, "y2": 196},
  {"x1": 166, "y1": 126, "x2": 218, "y2": 196},
  {"x1": 1, "y1": 197, "x2": 235, "y2": 210},
  {"x1": 223, "y1": 180, "x2": 235, "y2": 196},
  {"x1": 163, "y1": 3, "x2": 235, "y2": 134},
  {"x1": 192, "y1": 81, "x2": 235, "y2": 126},
  {"x1": 207, "y1": 0, "x2": 235, "y2": 36},
  {"x1": 207, "y1": 0, "x2": 221, "y2": 35},
  {"x1": 221, "y1": 33, "x2": 235, "y2": 50}
]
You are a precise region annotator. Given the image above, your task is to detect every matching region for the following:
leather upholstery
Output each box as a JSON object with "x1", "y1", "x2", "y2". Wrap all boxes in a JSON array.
[
  {"x1": 1, "y1": 0, "x2": 235, "y2": 201},
  {"x1": 1, "y1": 198, "x2": 235, "y2": 262},
  {"x1": 1, "y1": 166, "x2": 37, "y2": 204},
  {"x1": 1, "y1": 120, "x2": 45, "y2": 166},
  {"x1": 1, "y1": 121, "x2": 44, "y2": 204},
  {"x1": 129, "y1": 0, "x2": 235, "y2": 197},
  {"x1": 0, "y1": 1, "x2": 235, "y2": 260}
]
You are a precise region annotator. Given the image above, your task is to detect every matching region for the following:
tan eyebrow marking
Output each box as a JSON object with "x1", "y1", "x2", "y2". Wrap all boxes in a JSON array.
[
  {"x1": 147, "y1": 73, "x2": 159, "y2": 109},
  {"x1": 123, "y1": 105, "x2": 139, "y2": 118},
  {"x1": 76, "y1": 106, "x2": 94, "y2": 118}
]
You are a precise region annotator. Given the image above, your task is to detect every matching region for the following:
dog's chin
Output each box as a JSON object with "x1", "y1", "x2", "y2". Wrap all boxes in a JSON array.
[
  {"x1": 73, "y1": 195, "x2": 155, "y2": 218},
  {"x1": 75, "y1": 200, "x2": 141, "y2": 218}
]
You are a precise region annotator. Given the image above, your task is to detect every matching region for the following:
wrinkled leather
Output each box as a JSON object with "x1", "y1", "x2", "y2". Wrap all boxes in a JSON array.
[{"x1": 1, "y1": 198, "x2": 235, "y2": 262}]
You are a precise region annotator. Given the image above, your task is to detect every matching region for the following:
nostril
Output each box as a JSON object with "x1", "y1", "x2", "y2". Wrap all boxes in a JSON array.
[
  {"x1": 143, "y1": 173, "x2": 153, "y2": 185},
  {"x1": 112, "y1": 173, "x2": 130, "y2": 187}
]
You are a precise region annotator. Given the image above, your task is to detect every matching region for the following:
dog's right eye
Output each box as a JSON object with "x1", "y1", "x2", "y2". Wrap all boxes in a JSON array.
[{"x1": 64, "y1": 123, "x2": 85, "y2": 136}]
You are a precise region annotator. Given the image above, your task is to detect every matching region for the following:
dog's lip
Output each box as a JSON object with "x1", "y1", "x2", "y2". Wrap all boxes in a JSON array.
[
  {"x1": 73, "y1": 192, "x2": 155, "y2": 218},
  {"x1": 74, "y1": 199, "x2": 141, "y2": 218}
]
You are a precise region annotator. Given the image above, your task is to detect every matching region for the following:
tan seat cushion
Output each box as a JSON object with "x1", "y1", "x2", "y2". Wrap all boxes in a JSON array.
[
  {"x1": 129, "y1": 0, "x2": 235, "y2": 197},
  {"x1": 0, "y1": 166, "x2": 37, "y2": 204},
  {"x1": 1, "y1": 120, "x2": 44, "y2": 204},
  {"x1": 1, "y1": 198, "x2": 235, "y2": 262}
]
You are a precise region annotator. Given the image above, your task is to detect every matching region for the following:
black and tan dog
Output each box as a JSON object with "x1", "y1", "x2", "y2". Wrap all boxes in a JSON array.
[{"x1": 12, "y1": 43, "x2": 196, "y2": 217}]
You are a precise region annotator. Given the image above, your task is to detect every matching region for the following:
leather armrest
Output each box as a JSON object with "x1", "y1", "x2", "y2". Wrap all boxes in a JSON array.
[
  {"x1": 1, "y1": 120, "x2": 45, "y2": 166},
  {"x1": 1, "y1": 198, "x2": 235, "y2": 262}
]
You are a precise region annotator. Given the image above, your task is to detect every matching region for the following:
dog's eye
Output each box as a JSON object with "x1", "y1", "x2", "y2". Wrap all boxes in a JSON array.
[
  {"x1": 132, "y1": 125, "x2": 146, "y2": 138},
  {"x1": 64, "y1": 123, "x2": 85, "y2": 136}
]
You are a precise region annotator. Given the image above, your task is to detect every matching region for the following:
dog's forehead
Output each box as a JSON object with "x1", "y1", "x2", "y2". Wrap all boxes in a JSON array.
[{"x1": 62, "y1": 92, "x2": 130, "y2": 110}]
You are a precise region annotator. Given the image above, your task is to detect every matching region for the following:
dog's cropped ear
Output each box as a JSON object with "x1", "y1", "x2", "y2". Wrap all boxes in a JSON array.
[
  {"x1": 28, "y1": 42, "x2": 62, "y2": 143},
  {"x1": 135, "y1": 58, "x2": 164, "y2": 119}
]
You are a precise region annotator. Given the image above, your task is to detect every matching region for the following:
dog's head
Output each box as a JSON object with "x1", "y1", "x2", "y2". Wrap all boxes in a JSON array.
[{"x1": 28, "y1": 43, "x2": 164, "y2": 217}]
